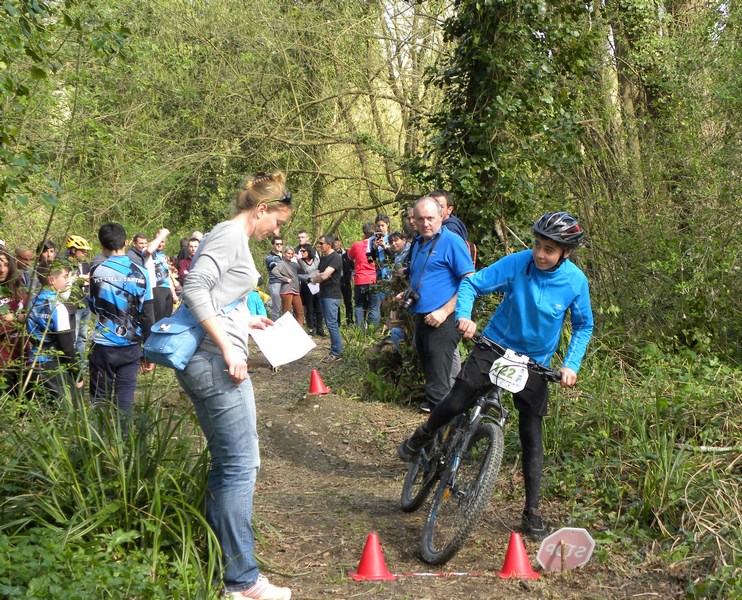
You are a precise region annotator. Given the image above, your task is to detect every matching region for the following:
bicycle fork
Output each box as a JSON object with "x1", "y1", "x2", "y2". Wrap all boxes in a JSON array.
[
  {"x1": 443, "y1": 390, "x2": 507, "y2": 499},
  {"x1": 444, "y1": 405, "x2": 483, "y2": 499}
]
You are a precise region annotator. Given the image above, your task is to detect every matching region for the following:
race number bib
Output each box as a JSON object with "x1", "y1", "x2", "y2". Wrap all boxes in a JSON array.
[{"x1": 489, "y1": 349, "x2": 530, "y2": 393}]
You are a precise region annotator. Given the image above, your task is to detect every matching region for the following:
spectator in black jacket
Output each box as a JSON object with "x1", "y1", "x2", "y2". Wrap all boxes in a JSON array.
[{"x1": 333, "y1": 237, "x2": 354, "y2": 325}]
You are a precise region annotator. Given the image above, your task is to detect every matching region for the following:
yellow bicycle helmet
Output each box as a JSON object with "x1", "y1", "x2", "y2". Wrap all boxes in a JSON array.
[{"x1": 66, "y1": 234, "x2": 92, "y2": 251}]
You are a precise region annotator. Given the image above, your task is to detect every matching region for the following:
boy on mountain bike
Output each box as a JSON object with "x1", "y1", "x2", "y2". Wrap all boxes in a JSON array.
[{"x1": 397, "y1": 212, "x2": 594, "y2": 540}]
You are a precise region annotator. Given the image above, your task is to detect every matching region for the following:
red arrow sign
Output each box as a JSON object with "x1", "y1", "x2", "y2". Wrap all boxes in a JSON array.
[{"x1": 536, "y1": 527, "x2": 595, "y2": 572}]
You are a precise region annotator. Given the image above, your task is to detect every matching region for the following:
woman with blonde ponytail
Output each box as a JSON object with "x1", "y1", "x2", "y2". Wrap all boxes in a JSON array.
[{"x1": 177, "y1": 172, "x2": 293, "y2": 599}]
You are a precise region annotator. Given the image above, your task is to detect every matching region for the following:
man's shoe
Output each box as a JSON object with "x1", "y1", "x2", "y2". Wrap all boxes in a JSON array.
[
  {"x1": 226, "y1": 575, "x2": 291, "y2": 599},
  {"x1": 519, "y1": 508, "x2": 549, "y2": 541},
  {"x1": 419, "y1": 401, "x2": 434, "y2": 414},
  {"x1": 397, "y1": 424, "x2": 433, "y2": 462},
  {"x1": 321, "y1": 353, "x2": 340, "y2": 363}
]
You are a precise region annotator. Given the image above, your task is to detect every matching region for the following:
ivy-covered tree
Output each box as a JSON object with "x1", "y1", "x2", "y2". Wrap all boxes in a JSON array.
[
  {"x1": 418, "y1": 0, "x2": 740, "y2": 359},
  {"x1": 415, "y1": 0, "x2": 602, "y2": 255}
]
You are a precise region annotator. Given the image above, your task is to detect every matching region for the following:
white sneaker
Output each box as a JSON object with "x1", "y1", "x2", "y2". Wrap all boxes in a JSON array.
[{"x1": 226, "y1": 575, "x2": 291, "y2": 600}]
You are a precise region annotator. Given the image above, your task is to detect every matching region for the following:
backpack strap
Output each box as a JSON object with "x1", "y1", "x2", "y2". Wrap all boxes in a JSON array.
[
  {"x1": 466, "y1": 240, "x2": 478, "y2": 267},
  {"x1": 220, "y1": 295, "x2": 247, "y2": 315}
]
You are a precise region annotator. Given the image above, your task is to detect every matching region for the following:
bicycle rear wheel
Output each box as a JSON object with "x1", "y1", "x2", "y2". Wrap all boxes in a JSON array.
[
  {"x1": 420, "y1": 421, "x2": 504, "y2": 565},
  {"x1": 400, "y1": 447, "x2": 439, "y2": 512}
]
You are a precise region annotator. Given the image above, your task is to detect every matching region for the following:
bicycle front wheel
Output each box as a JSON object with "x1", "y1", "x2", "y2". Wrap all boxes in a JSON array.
[
  {"x1": 400, "y1": 448, "x2": 440, "y2": 513},
  {"x1": 420, "y1": 421, "x2": 504, "y2": 565}
]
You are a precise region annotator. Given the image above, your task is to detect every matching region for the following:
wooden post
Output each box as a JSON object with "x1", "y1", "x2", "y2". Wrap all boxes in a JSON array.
[{"x1": 560, "y1": 540, "x2": 567, "y2": 573}]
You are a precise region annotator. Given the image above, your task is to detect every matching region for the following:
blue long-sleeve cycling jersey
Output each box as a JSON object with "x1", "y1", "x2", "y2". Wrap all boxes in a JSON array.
[{"x1": 455, "y1": 249, "x2": 594, "y2": 372}]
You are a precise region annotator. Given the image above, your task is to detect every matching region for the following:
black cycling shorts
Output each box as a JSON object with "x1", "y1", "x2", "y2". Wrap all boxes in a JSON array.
[{"x1": 457, "y1": 344, "x2": 549, "y2": 416}]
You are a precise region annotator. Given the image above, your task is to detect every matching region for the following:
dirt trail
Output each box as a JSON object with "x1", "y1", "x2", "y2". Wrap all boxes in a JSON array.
[{"x1": 247, "y1": 338, "x2": 683, "y2": 599}]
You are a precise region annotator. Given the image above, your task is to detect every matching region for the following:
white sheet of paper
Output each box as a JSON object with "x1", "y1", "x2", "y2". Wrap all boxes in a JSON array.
[
  {"x1": 308, "y1": 282, "x2": 320, "y2": 295},
  {"x1": 248, "y1": 312, "x2": 316, "y2": 367}
]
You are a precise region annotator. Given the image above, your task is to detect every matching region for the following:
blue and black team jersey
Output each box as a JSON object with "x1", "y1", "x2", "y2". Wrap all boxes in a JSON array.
[
  {"x1": 26, "y1": 288, "x2": 73, "y2": 364},
  {"x1": 89, "y1": 255, "x2": 153, "y2": 347},
  {"x1": 152, "y1": 250, "x2": 171, "y2": 289}
]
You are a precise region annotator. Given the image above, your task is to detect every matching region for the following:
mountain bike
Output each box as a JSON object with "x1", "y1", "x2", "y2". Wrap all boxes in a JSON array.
[{"x1": 400, "y1": 334, "x2": 562, "y2": 565}]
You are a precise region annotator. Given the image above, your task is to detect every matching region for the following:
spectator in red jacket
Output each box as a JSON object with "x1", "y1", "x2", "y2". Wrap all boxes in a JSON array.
[{"x1": 347, "y1": 223, "x2": 380, "y2": 328}]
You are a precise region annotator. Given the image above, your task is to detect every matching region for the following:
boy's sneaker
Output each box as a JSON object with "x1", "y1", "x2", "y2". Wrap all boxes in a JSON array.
[
  {"x1": 519, "y1": 508, "x2": 549, "y2": 541},
  {"x1": 226, "y1": 575, "x2": 291, "y2": 600},
  {"x1": 397, "y1": 424, "x2": 433, "y2": 462}
]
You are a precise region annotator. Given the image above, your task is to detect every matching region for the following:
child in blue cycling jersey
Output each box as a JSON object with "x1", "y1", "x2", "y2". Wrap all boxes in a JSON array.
[
  {"x1": 26, "y1": 259, "x2": 84, "y2": 403},
  {"x1": 88, "y1": 223, "x2": 155, "y2": 424},
  {"x1": 398, "y1": 212, "x2": 594, "y2": 540}
]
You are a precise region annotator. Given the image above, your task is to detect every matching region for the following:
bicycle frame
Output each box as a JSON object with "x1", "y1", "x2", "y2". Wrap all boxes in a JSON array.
[{"x1": 442, "y1": 385, "x2": 509, "y2": 493}]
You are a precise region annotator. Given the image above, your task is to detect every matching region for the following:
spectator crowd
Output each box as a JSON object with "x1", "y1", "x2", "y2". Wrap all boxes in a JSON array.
[{"x1": 0, "y1": 190, "x2": 474, "y2": 412}]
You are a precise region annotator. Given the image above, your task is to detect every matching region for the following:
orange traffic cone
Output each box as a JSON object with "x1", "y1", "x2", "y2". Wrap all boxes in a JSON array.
[
  {"x1": 497, "y1": 532, "x2": 540, "y2": 579},
  {"x1": 308, "y1": 369, "x2": 329, "y2": 394},
  {"x1": 349, "y1": 533, "x2": 397, "y2": 581}
]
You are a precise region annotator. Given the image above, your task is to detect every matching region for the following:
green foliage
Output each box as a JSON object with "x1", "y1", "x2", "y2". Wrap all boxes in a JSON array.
[
  {"x1": 3, "y1": 0, "x2": 435, "y2": 244},
  {"x1": 543, "y1": 341, "x2": 740, "y2": 595},
  {"x1": 363, "y1": 338, "x2": 425, "y2": 407},
  {"x1": 0, "y1": 527, "x2": 181, "y2": 598},
  {"x1": 415, "y1": 0, "x2": 602, "y2": 251},
  {"x1": 336, "y1": 320, "x2": 420, "y2": 406},
  {"x1": 1, "y1": 0, "x2": 130, "y2": 221},
  {"x1": 0, "y1": 389, "x2": 219, "y2": 597}
]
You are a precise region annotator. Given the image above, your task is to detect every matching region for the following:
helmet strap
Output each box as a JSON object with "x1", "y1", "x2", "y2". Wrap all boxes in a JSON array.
[{"x1": 552, "y1": 247, "x2": 571, "y2": 270}]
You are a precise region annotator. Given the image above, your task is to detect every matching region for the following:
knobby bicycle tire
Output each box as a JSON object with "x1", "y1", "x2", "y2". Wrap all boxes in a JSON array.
[
  {"x1": 400, "y1": 448, "x2": 440, "y2": 512},
  {"x1": 420, "y1": 421, "x2": 504, "y2": 565}
]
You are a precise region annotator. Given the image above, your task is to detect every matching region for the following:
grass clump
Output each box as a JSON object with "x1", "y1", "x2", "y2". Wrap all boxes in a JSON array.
[
  {"x1": 543, "y1": 341, "x2": 740, "y2": 597},
  {"x1": 0, "y1": 383, "x2": 220, "y2": 598}
]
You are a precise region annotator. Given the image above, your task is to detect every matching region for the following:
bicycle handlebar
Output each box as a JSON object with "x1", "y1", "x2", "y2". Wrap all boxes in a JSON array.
[{"x1": 471, "y1": 334, "x2": 562, "y2": 383}]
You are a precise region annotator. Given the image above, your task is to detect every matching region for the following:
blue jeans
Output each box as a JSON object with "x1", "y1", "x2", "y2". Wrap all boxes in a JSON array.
[
  {"x1": 353, "y1": 284, "x2": 381, "y2": 328},
  {"x1": 321, "y1": 297, "x2": 343, "y2": 357},
  {"x1": 389, "y1": 326, "x2": 406, "y2": 353},
  {"x1": 175, "y1": 350, "x2": 261, "y2": 592}
]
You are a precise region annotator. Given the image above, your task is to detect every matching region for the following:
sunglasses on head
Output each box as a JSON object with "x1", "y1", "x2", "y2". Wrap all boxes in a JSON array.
[{"x1": 253, "y1": 172, "x2": 292, "y2": 205}]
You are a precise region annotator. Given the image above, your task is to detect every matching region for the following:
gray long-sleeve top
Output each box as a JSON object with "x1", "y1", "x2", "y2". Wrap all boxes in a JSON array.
[
  {"x1": 271, "y1": 258, "x2": 300, "y2": 294},
  {"x1": 182, "y1": 220, "x2": 258, "y2": 359}
]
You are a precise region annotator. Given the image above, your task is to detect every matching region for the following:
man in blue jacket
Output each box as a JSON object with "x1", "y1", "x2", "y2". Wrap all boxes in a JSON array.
[
  {"x1": 398, "y1": 212, "x2": 594, "y2": 541},
  {"x1": 431, "y1": 189, "x2": 468, "y2": 240},
  {"x1": 402, "y1": 196, "x2": 475, "y2": 413}
]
